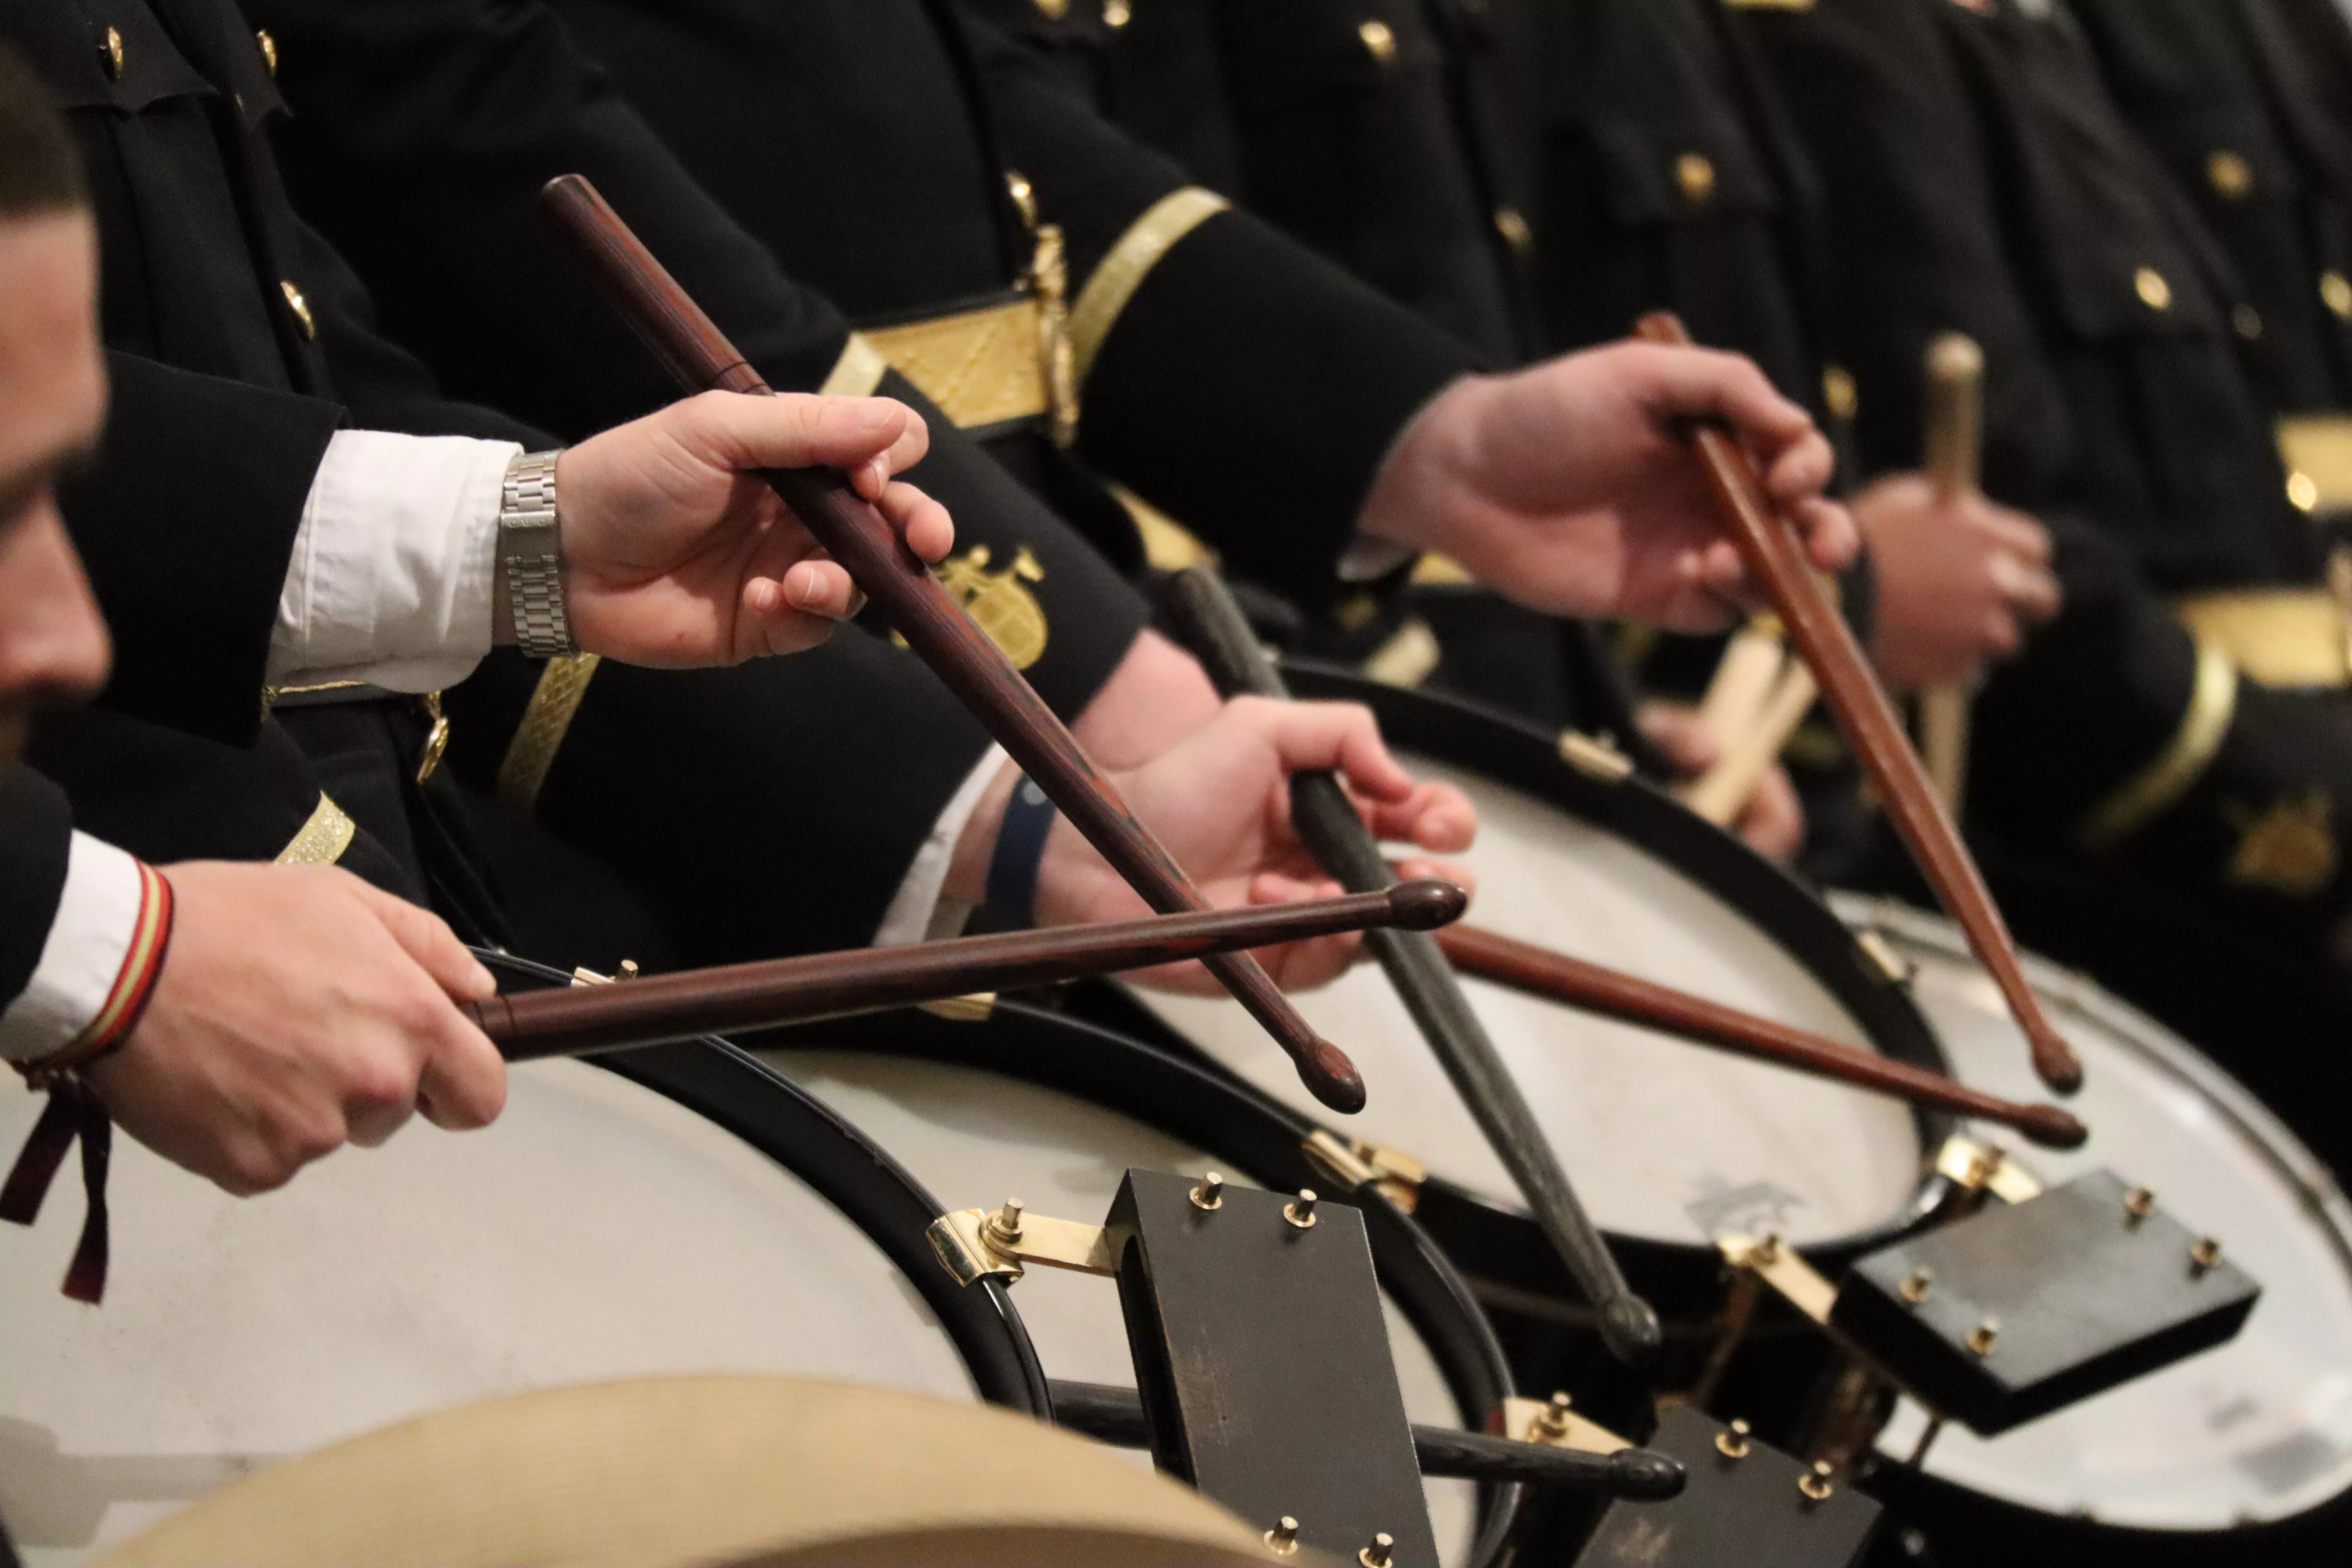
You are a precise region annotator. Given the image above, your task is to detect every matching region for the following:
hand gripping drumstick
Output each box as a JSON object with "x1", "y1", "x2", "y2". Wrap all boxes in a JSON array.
[
  {"x1": 1632, "y1": 312, "x2": 2083, "y2": 1094},
  {"x1": 1162, "y1": 567, "x2": 1665, "y2": 1370},
  {"x1": 1431, "y1": 925, "x2": 2085, "y2": 1150},
  {"x1": 539, "y1": 173, "x2": 1363, "y2": 1114},
  {"x1": 468, "y1": 881, "x2": 1465, "y2": 1060},
  {"x1": 1918, "y1": 333, "x2": 1985, "y2": 814}
]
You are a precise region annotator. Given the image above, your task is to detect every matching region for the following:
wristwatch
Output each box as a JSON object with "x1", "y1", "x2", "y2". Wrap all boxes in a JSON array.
[{"x1": 500, "y1": 449, "x2": 578, "y2": 658}]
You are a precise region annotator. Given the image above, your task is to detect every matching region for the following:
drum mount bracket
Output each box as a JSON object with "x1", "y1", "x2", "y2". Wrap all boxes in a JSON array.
[{"x1": 927, "y1": 1201, "x2": 1114, "y2": 1285}]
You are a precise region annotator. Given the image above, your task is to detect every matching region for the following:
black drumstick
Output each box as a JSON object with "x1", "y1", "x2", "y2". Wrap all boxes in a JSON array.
[{"x1": 1160, "y1": 568, "x2": 1662, "y2": 1371}]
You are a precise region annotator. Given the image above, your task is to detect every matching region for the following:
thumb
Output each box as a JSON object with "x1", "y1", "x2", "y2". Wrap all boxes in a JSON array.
[{"x1": 346, "y1": 879, "x2": 496, "y2": 1002}]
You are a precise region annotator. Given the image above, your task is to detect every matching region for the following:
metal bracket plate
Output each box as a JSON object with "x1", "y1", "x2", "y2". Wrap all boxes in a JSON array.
[
  {"x1": 926, "y1": 1205, "x2": 1116, "y2": 1287},
  {"x1": 1718, "y1": 1234, "x2": 1839, "y2": 1327}
]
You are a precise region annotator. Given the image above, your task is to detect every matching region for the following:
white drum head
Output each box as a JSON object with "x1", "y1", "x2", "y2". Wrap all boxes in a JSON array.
[
  {"x1": 761, "y1": 1049, "x2": 1483, "y2": 1568},
  {"x1": 1839, "y1": 896, "x2": 2352, "y2": 1530},
  {"x1": 0, "y1": 1058, "x2": 976, "y2": 1566},
  {"x1": 1138, "y1": 755, "x2": 1925, "y2": 1247}
]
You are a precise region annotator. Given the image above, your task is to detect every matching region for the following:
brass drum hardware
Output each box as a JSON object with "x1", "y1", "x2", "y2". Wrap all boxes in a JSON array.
[
  {"x1": 1283, "y1": 1190, "x2": 1319, "y2": 1230},
  {"x1": 1715, "y1": 1418, "x2": 1753, "y2": 1460}
]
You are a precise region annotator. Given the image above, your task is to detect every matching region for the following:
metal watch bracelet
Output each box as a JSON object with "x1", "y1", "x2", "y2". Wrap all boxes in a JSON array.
[{"x1": 500, "y1": 448, "x2": 578, "y2": 659}]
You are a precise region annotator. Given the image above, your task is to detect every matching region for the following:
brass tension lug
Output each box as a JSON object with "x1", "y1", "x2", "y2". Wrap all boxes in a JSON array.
[
  {"x1": 1302, "y1": 1130, "x2": 1426, "y2": 1212},
  {"x1": 1934, "y1": 1135, "x2": 2045, "y2": 1207},
  {"x1": 926, "y1": 1199, "x2": 1116, "y2": 1287},
  {"x1": 1495, "y1": 1392, "x2": 1630, "y2": 1456},
  {"x1": 1718, "y1": 1232, "x2": 1839, "y2": 1328}
]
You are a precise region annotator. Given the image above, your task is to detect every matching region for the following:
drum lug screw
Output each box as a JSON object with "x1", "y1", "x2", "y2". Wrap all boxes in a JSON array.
[
  {"x1": 1899, "y1": 1270, "x2": 1933, "y2": 1306},
  {"x1": 1798, "y1": 1461, "x2": 1836, "y2": 1504},
  {"x1": 1753, "y1": 1234, "x2": 1782, "y2": 1265},
  {"x1": 1189, "y1": 1172, "x2": 1225, "y2": 1212},
  {"x1": 2189, "y1": 1236, "x2": 2224, "y2": 1274},
  {"x1": 1715, "y1": 1418, "x2": 1752, "y2": 1460},
  {"x1": 1359, "y1": 1532, "x2": 1395, "y2": 1568},
  {"x1": 1965, "y1": 1320, "x2": 1999, "y2": 1357},
  {"x1": 985, "y1": 1198, "x2": 1025, "y2": 1249},
  {"x1": 1263, "y1": 1517, "x2": 1300, "y2": 1558},
  {"x1": 1533, "y1": 1391, "x2": 1574, "y2": 1441},
  {"x1": 616, "y1": 958, "x2": 640, "y2": 980},
  {"x1": 2124, "y1": 1187, "x2": 2156, "y2": 1225},
  {"x1": 1284, "y1": 1189, "x2": 1319, "y2": 1229}
]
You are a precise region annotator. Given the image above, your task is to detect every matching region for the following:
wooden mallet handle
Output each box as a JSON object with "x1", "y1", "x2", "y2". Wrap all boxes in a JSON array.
[
  {"x1": 539, "y1": 172, "x2": 1363, "y2": 1112},
  {"x1": 1632, "y1": 312, "x2": 2081, "y2": 1094},
  {"x1": 472, "y1": 881, "x2": 1464, "y2": 1060},
  {"x1": 1434, "y1": 925, "x2": 2085, "y2": 1150}
]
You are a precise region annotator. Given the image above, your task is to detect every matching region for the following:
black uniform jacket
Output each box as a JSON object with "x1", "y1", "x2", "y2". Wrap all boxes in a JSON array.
[
  {"x1": 249, "y1": 0, "x2": 1478, "y2": 617},
  {"x1": 1744, "y1": 0, "x2": 2352, "y2": 927},
  {"x1": 2, "y1": 0, "x2": 1138, "y2": 958},
  {"x1": 0, "y1": 766, "x2": 74, "y2": 1013},
  {"x1": 2070, "y1": 0, "x2": 2352, "y2": 414}
]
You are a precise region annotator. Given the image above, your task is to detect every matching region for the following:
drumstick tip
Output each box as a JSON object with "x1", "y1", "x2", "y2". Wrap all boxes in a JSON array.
[
  {"x1": 1386, "y1": 877, "x2": 1469, "y2": 931},
  {"x1": 1607, "y1": 1448, "x2": 1688, "y2": 1502},
  {"x1": 2016, "y1": 1102, "x2": 2089, "y2": 1151},
  {"x1": 1297, "y1": 1036, "x2": 1367, "y2": 1116},
  {"x1": 2032, "y1": 1032, "x2": 2086, "y2": 1097}
]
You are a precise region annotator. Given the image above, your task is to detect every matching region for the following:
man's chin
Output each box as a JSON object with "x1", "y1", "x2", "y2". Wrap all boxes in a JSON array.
[{"x1": 0, "y1": 713, "x2": 28, "y2": 767}]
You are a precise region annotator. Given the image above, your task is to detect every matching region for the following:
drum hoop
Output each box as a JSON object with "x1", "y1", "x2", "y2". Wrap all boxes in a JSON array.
[
  {"x1": 759, "y1": 998, "x2": 1526, "y2": 1568},
  {"x1": 1272, "y1": 665, "x2": 1958, "y2": 1258},
  {"x1": 474, "y1": 949, "x2": 1051, "y2": 1421}
]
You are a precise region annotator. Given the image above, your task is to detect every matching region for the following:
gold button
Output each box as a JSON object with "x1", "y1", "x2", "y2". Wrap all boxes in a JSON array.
[
  {"x1": 2135, "y1": 266, "x2": 2173, "y2": 312},
  {"x1": 98, "y1": 25, "x2": 124, "y2": 79},
  {"x1": 2324, "y1": 270, "x2": 2352, "y2": 321},
  {"x1": 2233, "y1": 303, "x2": 2264, "y2": 341},
  {"x1": 1032, "y1": 0, "x2": 1070, "y2": 17},
  {"x1": 1103, "y1": 0, "x2": 1131, "y2": 24},
  {"x1": 1493, "y1": 206, "x2": 1532, "y2": 253},
  {"x1": 256, "y1": 28, "x2": 278, "y2": 76},
  {"x1": 1675, "y1": 152, "x2": 1717, "y2": 205},
  {"x1": 2291, "y1": 470, "x2": 2322, "y2": 512},
  {"x1": 1004, "y1": 170, "x2": 1038, "y2": 230},
  {"x1": 280, "y1": 279, "x2": 317, "y2": 341},
  {"x1": 1359, "y1": 19, "x2": 1397, "y2": 63},
  {"x1": 1822, "y1": 365, "x2": 1859, "y2": 422},
  {"x1": 2207, "y1": 149, "x2": 2254, "y2": 201}
]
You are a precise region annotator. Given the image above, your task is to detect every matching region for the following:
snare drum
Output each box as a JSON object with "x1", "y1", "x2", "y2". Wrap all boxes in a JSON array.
[
  {"x1": 751, "y1": 998, "x2": 1526, "y2": 1568},
  {"x1": 1836, "y1": 896, "x2": 2352, "y2": 1564},
  {"x1": 1101, "y1": 669, "x2": 1958, "y2": 1395},
  {"x1": 0, "y1": 953, "x2": 1043, "y2": 1568}
]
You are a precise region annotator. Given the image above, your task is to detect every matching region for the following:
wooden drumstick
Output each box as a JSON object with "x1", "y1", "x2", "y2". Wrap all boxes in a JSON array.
[
  {"x1": 1632, "y1": 312, "x2": 2082, "y2": 1094},
  {"x1": 1161, "y1": 567, "x2": 1666, "y2": 1371},
  {"x1": 540, "y1": 174, "x2": 1363, "y2": 1114},
  {"x1": 1695, "y1": 614, "x2": 1789, "y2": 750},
  {"x1": 469, "y1": 882, "x2": 1464, "y2": 1060},
  {"x1": 1433, "y1": 925, "x2": 2086, "y2": 1150},
  {"x1": 1679, "y1": 656, "x2": 1817, "y2": 828},
  {"x1": 1920, "y1": 333, "x2": 1985, "y2": 815}
]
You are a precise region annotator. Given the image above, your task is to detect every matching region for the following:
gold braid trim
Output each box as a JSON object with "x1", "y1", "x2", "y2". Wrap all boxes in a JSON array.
[
  {"x1": 2080, "y1": 638, "x2": 2240, "y2": 851},
  {"x1": 276, "y1": 793, "x2": 358, "y2": 866},
  {"x1": 496, "y1": 654, "x2": 603, "y2": 813},
  {"x1": 1067, "y1": 188, "x2": 1231, "y2": 391},
  {"x1": 820, "y1": 333, "x2": 891, "y2": 398}
]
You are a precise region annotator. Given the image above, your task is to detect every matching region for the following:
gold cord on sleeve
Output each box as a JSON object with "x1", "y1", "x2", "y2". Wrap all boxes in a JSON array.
[
  {"x1": 1067, "y1": 188, "x2": 1231, "y2": 391},
  {"x1": 2080, "y1": 637, "x2": 2239, "y2": 851},
  {"x1": 276, "y1": 793, "x2": 358, "y2": 866},
  {"x1": 496, "y1": 654, "x2": 603, "y2": 813}
]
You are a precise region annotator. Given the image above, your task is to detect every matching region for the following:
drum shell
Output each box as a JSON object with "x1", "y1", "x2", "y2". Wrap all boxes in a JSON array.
[{"x1": 749, "y1": 999, "x2": 1527, "y2": 1568}]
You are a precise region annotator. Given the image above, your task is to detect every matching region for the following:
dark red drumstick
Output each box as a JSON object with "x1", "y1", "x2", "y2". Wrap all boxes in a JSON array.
[
  {"x1": 1632, "y1": 311, "x2": 2083, "y2": 1096},
  {"x1": 539, "y1": 172, "x2": 1364, "y2": 1113},
  {"x1": 472, "y1": 881, "x2": 1464, "y2": 1060},
  {"x1": 1434, "y1": 925, "x2": 2086, "y2": 1150}
]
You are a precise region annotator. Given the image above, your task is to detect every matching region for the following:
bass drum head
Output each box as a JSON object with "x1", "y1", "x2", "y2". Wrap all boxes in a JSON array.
[
  {"x1": 1840, "y1": 895, "x2": 2352, "y2": 1544},
  {"x1": 0, "y1": 1001, "x2": 1025, "y2": 1565},
  {"x1": 761, "y1": 1047, "x2": 1482, "y2": 1567},
  {"x1": 1135, "y1": 669, "x2": 1944, "y2": 1254}
]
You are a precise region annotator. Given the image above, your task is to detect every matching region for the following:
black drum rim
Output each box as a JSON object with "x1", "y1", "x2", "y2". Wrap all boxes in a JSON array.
[
  {"x1": 1272, "y1": 664, "x2": 1961, "y2": 1270},
  {"x1": 751, "y1": 997, "x2": 1528, "y2": 1568},
  {"x1": 475, "y1": 949, "x2": 1051, "y2": 1421}
]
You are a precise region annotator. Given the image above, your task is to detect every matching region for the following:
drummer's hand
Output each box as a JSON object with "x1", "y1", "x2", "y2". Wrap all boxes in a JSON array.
[
  {"x1": 84, "y1": 863, "x2": 507, "y2": 1197},
  {"x1": 521, "y1": 391, "x2": 949, "y2": 665},
  {"x1": 1068, "y1": 629, "x2": 1226, "y2": 769},
  {"x1": 1857, "y1": 473, "x2": 2059, "y2": 692},
  {"x1": 1355, "y1": 341, "x2": 1854, "y2": 630},
  {"x1": 1637, "y1": 701, "x2": 1806, "y2": 864},
  {"x1": 957, "y1": 697, "x2": 1475, "y2": 991}
]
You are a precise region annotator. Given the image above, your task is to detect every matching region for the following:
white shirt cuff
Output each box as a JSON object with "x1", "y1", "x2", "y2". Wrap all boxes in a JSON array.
[
  {"x1": 873, "y1": 746, "x2": 1008, "y2": 947},
  {"x1": 269, "y1": 429, "x2": 521, "y2": 693},
  {"x1": 0, "y1": 834, "x2": 144, "y2": 1063}
]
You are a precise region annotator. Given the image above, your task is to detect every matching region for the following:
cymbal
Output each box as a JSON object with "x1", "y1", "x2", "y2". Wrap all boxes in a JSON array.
[{"x1": 95, "y1": 1375, "x2": 1312, "y2": 1568}]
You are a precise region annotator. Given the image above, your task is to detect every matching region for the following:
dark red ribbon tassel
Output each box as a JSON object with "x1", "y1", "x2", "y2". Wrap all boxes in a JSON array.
[{"x1": 1, "y1": 1079, "x2": 112, "y2": 1302}]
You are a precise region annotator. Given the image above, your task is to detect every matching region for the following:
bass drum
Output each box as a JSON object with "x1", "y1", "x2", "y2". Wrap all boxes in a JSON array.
[
  {"x1": 0, "y1": 952, "x2": 1044, "y2": 1568},
  {"x1": 751, "y1": 999, "x2": 1527, "y2": 1568},
  {"x1": 1835, "y1": 895, "x2": 2352, "y2": 1565},
  {"x1": 1099, "y1": 668, "x2": 1958, "y2": 1405}
]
